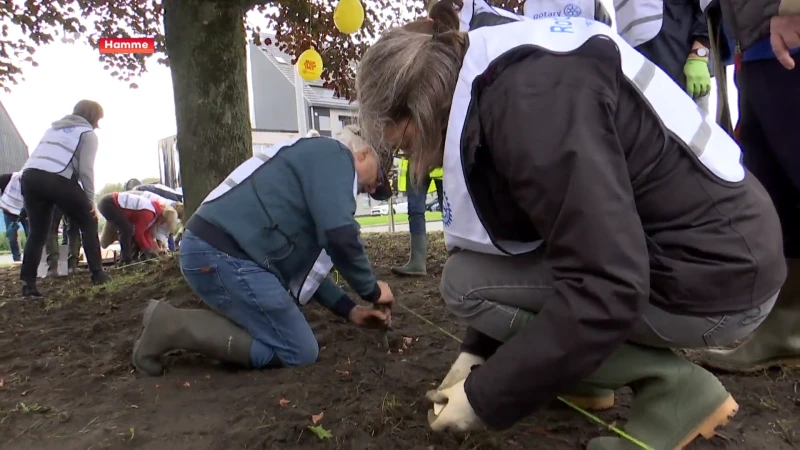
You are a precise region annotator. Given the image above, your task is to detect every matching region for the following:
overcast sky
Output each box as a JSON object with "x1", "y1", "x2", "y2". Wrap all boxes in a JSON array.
[{"x1": 0, "y1": 2, "x2": 737, "y2": 191}]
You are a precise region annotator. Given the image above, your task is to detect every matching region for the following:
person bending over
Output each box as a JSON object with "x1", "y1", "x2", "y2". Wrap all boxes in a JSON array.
[
  {"x1": 97, "y1": 192, "x2": 177, "y2": 265},
  {"x1": 131, "y1": 127, "x2": 394, "y2": 376},
  {"x1": 355, "y1": 12, "x2": 784, "y2": 449},
  {"x1": 19, "y1": 100, "x2": 111, "y2": 297}
]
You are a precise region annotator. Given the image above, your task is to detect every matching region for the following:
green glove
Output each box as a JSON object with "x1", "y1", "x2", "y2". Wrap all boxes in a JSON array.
[{"x1": 683, "y1": 58, "x2": 711, "y2": 99}]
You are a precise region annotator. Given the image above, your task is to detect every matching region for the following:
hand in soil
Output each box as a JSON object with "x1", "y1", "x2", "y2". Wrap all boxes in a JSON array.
[
  {"x1": 348, "y1": 305, "x2": 391, "y2": 329},
  {"x1": 426, "y1": 379, "x2": 485, "y2": 433}
]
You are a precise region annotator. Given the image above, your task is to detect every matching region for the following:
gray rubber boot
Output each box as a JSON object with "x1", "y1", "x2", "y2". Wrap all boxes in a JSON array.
[
  {"x1": 508, "y1": 310, "x2": 616, "y2": 411},
  {"x1": 391, "y1": 233, "x2": 428, "y2": 276},
  {"x1": 696, "y1": 259, "x2": 800, "y2": 373},
  {"x1": 67, "y1": 257, "x2": 78, "y2": 276},
  {"x1": 132, "y1": 300, "x2": 253, "y2": 376},
  {"x1": 584, "y1": 343, "x2": 738, "y2": 450}
]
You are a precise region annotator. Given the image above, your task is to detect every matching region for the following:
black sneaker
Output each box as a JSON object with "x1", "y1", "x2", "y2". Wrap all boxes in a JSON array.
[
  {"x1": 22, "y1": 284, "x2": 43, "y2": 298},
  {"x1": 92, "y1": 271, "x2": 112, "y2": 285}
]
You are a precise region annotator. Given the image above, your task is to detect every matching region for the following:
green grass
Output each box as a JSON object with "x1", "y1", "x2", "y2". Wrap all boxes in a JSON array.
[{"x1": 356, "y1": 211, "x2": 442, "y2": 227}]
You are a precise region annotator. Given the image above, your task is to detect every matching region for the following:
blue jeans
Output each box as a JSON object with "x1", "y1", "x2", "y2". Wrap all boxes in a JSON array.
[
  {"x1": 406, "y1": 172, "x2": 443, "y2": 235},
  {"x1": 179, "y1": 230, "x2": 319, "y2": 368},
  {"x1": 4, "y1": 211, "x2": 29, "y2": 261}
]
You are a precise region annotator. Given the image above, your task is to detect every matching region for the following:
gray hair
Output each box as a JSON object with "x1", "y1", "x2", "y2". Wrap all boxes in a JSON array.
[
  {"x1": 306, "y1": 129, "x2": 321, "y2": 137},
  {"x1": 336, "y1": 124, "x2": 377, "y2": 157},
  {"x1": 356, "y1": 28, "x2": 466, "y2": 179}
]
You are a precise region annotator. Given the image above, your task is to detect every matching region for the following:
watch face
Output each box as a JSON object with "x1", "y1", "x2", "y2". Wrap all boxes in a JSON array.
[{"x1": 695, "y1": 48, "x2": 709, "y2": 57}]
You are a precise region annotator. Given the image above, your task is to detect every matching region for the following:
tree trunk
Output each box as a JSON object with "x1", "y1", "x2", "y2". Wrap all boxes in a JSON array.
[{"x1": 163, "y1": 0, "x2": 252, "y2": 218}]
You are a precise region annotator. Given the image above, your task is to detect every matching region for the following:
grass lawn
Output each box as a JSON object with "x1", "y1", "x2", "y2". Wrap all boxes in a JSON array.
[{"x1": 356, "y1": 211, "x2": 442, "y2": 227}]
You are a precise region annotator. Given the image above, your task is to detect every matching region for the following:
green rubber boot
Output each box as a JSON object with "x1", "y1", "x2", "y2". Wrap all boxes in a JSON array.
[
  {"x1": 132, "y1": 300, "x2": 253, "y2": 376},
  {"x1": 584, "y1": 343, "x2": 738, "y2": 450},
  {"x1": 696, "y1": 259, "x2": 800, "y2": 373},
  {"x1": 508, "y1": 310, "x2": 616, "y2": 411},
  {"x1": 391, "y1": 233, "x2": 428, "y2": 276}
]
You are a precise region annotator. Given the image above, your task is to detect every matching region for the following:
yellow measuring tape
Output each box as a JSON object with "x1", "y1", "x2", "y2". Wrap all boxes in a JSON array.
[{"x1": 395, "y1": 302, "x2": 654, "y2": 450}]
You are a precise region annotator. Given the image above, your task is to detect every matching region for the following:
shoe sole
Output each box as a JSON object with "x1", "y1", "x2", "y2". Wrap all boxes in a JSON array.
[
  {"x1": 390, "y1": 268, "x2": 427, "y2": 277},
  {"x1": 132, "y1": 300, "x2": 161, "y2": 375},
  {"x1": 560, "y1": 393, "x2": 615, "y2": 411},
  {"x1": 675, "y1": 394, "x2": 739, "y2": 449},
  {"x1": 701, "y1": 357, "x2": 800, "y2": 374}
]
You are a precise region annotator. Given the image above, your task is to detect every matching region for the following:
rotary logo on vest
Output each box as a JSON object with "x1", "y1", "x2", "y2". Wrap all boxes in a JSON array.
[
  {"x1": 99, "y1": 38, "x2": 155, "y2": 55},
  {"x1": 442, "y1": 192, "x2": 453, "y2": 227},
  {"x1": 527, "y1": 3, "x2": 582, "y2": 20}
]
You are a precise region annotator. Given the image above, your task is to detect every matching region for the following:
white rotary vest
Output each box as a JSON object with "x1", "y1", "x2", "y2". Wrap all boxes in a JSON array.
[
  {"x1": 117, "y1": 192, "x2": 159, "y2": 232},
  {"x1": 442, "y1": 18, "x2": 744, "y2": 256},
  {"x1": 0, "y1": 172, "x2": 24, "y2": 216},
  {"x1": 136, "y1": 190, "x2": 177, "y2": 207},
  {"x1": 203, "y1": 137, "x2": 360, "y2": 306},
  {"x1": 24, "y1": 125, "x2": 93, "y2": 175},
  {"x1": 614, "y1": 0, "x2": 664, "y2": 48}
]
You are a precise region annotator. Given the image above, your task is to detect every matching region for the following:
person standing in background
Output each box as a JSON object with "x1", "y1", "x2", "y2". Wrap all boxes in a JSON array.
[
  {"x1": 0, "y1": 172, "x2": 29, "y2": 262},
  {"x1": 20, "y1": 100, "x2": 112, "y2": 297},
  {"x1": 615, "y1": 0, "x2": 713, "y2": 112},
  {"x1": 696, "y1": 0, "x2": 800, "y2": 373},
  {"x1": 45, "y1": 208, "x2": 81, "y2": 277},
  {"x1": 391, "y1": 156, "x2": 443, "y2": 277}
]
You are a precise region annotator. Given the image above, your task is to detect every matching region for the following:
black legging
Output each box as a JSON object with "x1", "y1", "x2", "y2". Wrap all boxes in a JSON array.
[
  {"x1": 97, "y1": 194, "x2": 136, "y2": 263},
  {"x1": 20, "y1": 169, "x2": 103, "y2": 283}
]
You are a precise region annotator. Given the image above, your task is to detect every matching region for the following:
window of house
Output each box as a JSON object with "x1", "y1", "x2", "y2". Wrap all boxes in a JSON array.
[
  {"x1": 314, "y1": 109, "x2": 333, "y2": 137},
  {"x1": 339, "y1": 115, "x2": 356, "y2": 129}
]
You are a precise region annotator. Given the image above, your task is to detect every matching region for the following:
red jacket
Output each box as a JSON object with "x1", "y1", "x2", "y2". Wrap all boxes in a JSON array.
[{"x1": 113, "y1": 192, "x2": 164, "y2": 251}]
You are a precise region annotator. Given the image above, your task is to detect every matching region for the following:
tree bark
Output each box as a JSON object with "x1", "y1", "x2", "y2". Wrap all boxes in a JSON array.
[{"x1": 163, "y1": 0, "x2": 252, "y2": 218}]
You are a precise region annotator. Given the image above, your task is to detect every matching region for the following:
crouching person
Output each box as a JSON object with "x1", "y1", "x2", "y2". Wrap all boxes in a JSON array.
[
  {"x1": 97, "y1": 192, "x2": 177, "y2": 265},
  {"x1": 131, "y1": 127, "x2": 394, "y2": 375},
  {"x1": 356, "y1": 15, "x2": 786, "y2": 448}
]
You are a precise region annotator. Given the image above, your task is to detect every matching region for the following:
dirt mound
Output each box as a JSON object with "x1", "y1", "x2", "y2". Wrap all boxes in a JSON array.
[{"x1": 0, "y1": 233, "x2": 796, "y2": 449}]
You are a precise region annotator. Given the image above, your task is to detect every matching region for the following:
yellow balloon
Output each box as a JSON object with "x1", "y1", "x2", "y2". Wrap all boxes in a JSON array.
[
  {"x1": 297, "y1": 48, "x2": 323, "y2": 81},
  {"x1": 334, "y1": 0, "x2": 365, "y2": 34}
]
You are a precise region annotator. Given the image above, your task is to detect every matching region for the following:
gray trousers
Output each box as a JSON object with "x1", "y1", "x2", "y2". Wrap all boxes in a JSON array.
[{"x1": 440, "y1": 248, "x2": 778, "y2": 349}]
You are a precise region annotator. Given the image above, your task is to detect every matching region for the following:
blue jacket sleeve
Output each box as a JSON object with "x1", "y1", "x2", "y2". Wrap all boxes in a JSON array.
[{"x1": 314, "y1": 277, "x2": 357, "y2": 319}]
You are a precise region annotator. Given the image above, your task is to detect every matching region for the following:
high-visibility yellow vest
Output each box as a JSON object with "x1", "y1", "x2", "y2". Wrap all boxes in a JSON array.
[{"x1": 397, "y1": 158, "x2": 443, "y2": 193}]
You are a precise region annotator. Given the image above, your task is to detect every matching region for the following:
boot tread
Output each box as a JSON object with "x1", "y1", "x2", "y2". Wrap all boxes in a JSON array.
[{"x1": 675, "y1": 394, "x2": 738, "y2": 449}]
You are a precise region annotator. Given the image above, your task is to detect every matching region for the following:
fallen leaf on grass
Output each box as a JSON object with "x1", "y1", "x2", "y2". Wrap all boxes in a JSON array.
[
  {"x1": 278, "y1": 398, "x2": 290, "y2": 407},
  {"x1": 0, "y1": 378, "x2": 4, "y2": 388},
  {"x1": 155, "y1": 384, "x2": 162, "y2": 389},
  {"x1": 336, "y1": 370, "x2": 350, "y2": 376},
  {"x1": 205, "y1": 374, "x2": 211, "y2": 380},
  {"x1": 311, "y1": 412, "x2": 324, "y2": 424},
  {"x1": 307, "y1": 424, "x2": 332, "y2": 440},
  {"x1": 182, "y1": 382, "x2": 191, "y2": 387},
  {"x1": 403, "y1": 337, "x2": 413, "y2": 345}
]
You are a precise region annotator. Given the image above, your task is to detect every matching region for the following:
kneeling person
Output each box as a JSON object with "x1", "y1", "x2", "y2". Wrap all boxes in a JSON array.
[{"x1": 132, "y1": 127, "x2": 394, "y2": 375}]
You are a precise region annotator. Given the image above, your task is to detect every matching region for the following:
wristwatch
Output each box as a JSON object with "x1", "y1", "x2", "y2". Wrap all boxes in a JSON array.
[{"x1": 691, "y1": 47, "x2": 710, "y2": 58}]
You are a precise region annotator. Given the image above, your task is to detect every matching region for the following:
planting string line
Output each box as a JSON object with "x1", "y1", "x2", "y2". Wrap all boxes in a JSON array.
[
  {"x1": 101, "y1": 261, "x2": 648, "y2": 446},
  {"x1": 394, "y1": 301, "x2": 654, "y2": 450},
  {"x1": 107, "y1": 252, "x2": 176, "y2": 271}
]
